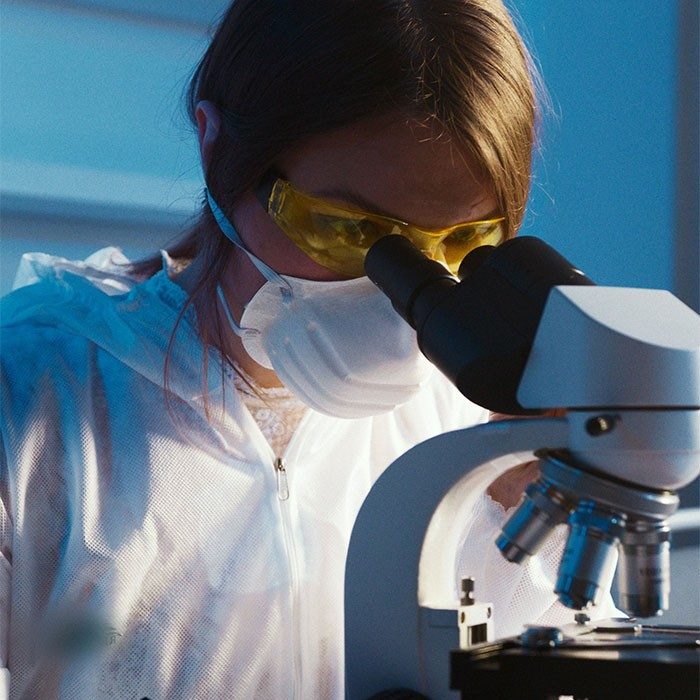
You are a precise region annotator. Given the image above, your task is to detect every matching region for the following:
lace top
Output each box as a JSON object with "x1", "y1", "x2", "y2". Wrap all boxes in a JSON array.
[{"x1": 228, "y1": 362, "x2": 309, "y2": 456}]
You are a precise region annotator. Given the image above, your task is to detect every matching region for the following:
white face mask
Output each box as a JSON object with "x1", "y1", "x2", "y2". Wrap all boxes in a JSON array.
[{"x1": 206, "y1": 189, "x2": 434, "y2": 419}]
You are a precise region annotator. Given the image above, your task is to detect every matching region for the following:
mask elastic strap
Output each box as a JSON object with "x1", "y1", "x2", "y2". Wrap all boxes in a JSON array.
[
  {"x1": 206, "y1": 188, "x2": 292, "y2": 297},
  {"x1": 216, "y1": 284, "x2": 257, "y2": 339}
]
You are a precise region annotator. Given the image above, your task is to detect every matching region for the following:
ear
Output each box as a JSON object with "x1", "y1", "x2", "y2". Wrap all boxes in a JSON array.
[{"x1": 195, "y1": 100, "x2": 222, "y2": 174}]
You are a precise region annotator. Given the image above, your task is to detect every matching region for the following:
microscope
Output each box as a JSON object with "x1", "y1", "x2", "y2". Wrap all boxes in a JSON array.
[{"x1": 344, "y1": 236, "x2": 700, "y2": 699}]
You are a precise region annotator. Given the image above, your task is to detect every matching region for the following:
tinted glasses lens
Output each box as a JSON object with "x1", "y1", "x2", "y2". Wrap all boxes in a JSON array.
[{"x1": 268, "y1": 178, "x2": 505, "y2": 276}]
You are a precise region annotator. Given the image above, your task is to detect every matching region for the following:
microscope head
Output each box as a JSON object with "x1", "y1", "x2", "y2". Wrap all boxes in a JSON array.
[{"x1": 365, "y1": 235, "x2": 700, "y2": 617}]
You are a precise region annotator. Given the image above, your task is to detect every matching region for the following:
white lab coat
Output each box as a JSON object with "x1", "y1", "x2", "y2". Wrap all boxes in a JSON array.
[{"x1": 0, "y1": 249, "x2": 618, "y2": 699}]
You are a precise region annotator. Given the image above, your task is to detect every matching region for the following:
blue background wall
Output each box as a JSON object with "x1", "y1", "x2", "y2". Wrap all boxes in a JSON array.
[
  {"x1": 516, "y1": 2, "x2": 690, "y2": 295},
  {"x1": 1, "y1": 1, "x2": 210, "y2": 290},
  {"x1": 1, "y1": 0, "x2": 697, "y2": 304}
]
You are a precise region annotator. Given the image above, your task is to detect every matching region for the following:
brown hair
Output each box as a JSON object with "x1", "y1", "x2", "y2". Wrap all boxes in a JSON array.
[{"x1": 131, "y1": 0, "x2": 542, "y2": 411}]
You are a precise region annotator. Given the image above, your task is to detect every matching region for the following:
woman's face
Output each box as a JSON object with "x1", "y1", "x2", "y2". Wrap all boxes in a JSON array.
[
  {"x1": 230, "y1": 111, "x2": 499, "y2": 284},
  {"x1": 193, "y1": 106, "x2": 500, "y2": 384}
]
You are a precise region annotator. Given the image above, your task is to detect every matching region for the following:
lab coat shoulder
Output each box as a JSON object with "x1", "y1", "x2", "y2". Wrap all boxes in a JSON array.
[
  {"x1": 1, "y1": 321, "x2": 106, "y2": 453},
  {"x1": 0, "y1": 268, "x2": 193, "y2": 447},
  {"x1": 0, "y1": 315, "x2": 177, "y2": 538},
  {"x1": 2, "y1": 315, "x2": 93, "y2": 376}
]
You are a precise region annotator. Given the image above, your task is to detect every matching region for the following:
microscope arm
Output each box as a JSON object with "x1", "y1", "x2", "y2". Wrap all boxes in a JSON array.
[{"x1": 344, "y1": 417, "x2": 567, "y2": 699}]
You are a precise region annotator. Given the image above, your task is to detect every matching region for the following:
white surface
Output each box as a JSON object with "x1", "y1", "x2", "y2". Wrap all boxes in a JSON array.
[
  {"x1": 0, "y1": 668, "x2": 9, "y2": 700},
  {"x1": 518, "y1": 286, "x2": 700, "y2": 409},
  {"x1": 669, "y1": 507, "x2": 700, "y2": 532}
]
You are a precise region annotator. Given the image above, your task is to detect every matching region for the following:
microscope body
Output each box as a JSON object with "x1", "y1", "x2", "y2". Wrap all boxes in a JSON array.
[
  {"x1": 344, "y1": 411, "x2": 699, "y2": 698},
  {"x1": 346, "y1": 236, "x2": 700, "y2": 698},
  {"x1": 499, "y1": 283, "x2": 699, "y2": 616}
]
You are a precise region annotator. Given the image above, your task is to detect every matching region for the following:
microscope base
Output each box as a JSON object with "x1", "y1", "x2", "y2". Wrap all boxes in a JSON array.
[{"x1": 450, "y1": 622, "x2": 700, "y2": 700}]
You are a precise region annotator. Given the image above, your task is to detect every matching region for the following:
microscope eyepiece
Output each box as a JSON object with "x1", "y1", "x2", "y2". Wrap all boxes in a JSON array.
[
  {"x1": 363, "y1": 234, "x2": 456, "y2": 327},
  {"x1": 364, "y1": 235, "x2": 593, "y2": 414}
]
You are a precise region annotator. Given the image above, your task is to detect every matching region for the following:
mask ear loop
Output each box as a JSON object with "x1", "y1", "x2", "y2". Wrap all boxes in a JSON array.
[
  {"x1": 215, "y1": 284, "x2": 258, "y2": 339},
  {"x1": 205, "y1": 188, "x2": 293, "y2": 300}
]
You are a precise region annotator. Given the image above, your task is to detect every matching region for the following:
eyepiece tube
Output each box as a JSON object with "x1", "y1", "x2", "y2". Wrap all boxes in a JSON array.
[
  {"x1": 363, "y1": 235, "x2": 456, "y2": 327},
  {"x1": 364, "y1": 234, "x2": 593, "y2": 414}
]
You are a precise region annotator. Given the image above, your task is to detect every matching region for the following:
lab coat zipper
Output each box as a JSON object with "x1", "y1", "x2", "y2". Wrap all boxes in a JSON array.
[
  {"x1": 274, "y1": 454, "x2": 302, "y2": 699},
  {"x1": 275, "y1": 457, "x2": 289, "y2": 500}
]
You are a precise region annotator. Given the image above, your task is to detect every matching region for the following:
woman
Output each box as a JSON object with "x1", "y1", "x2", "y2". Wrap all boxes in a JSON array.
[{"x1": 0, "y1": 1, "x2": 619, "y2": 698}]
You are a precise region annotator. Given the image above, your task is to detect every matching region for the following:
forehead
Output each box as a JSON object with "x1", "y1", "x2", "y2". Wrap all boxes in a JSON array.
[{"x1": 276, "y1": 113, "x2": 496, "y2": 228}]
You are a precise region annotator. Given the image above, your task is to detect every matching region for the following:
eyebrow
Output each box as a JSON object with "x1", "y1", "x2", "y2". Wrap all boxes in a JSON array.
[
  {"x1": 312, "y1": 187, "x2": 406, "y2": 222},
  {"x1": 314, "y1": 187, "x2": 502, "y2": 227}
]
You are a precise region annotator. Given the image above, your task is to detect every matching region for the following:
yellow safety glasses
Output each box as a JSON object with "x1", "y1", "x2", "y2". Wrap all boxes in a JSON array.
[{"x1": 256, "y1": 172, "x2": 506, "y2": 278}]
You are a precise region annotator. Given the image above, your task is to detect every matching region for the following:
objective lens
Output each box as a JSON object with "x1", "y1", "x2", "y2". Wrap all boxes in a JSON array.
[
  {"x1": 617, "y1": 520, "x2": 671, "y2": 618},
  {"x1": 496, "y1": 480, "x2": 573, "y2": 563},
  {"x1": 555, "y1": 501, "x2": 626, "y2": 610}
]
